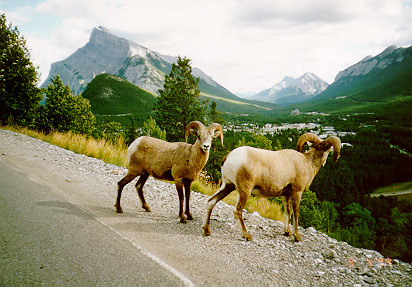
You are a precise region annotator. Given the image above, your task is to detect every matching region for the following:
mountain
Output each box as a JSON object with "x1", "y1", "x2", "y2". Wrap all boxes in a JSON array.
[
  {"x1": 81, "y1": 74, "x2": 157, "y2": 125},
  {"x1": 41, "y1": 26, "x2": 272, "y2": 113},
  {"x1": 295, "y1": 45, "x2": 412, "y2": 117},
  {"x1": 248, "y1": 73, "x2": 329, "y2": 105}
]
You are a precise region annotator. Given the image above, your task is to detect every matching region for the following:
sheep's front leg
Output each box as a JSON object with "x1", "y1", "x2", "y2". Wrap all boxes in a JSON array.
[
  {"x1": 183, "y1": 180, "x2": 193, "y2": 220},
  {"x1": 175, "y1": 180, "x2": 187, "y2": 223},
  {"x1": 282, "y1": 196, "x2": 292, "y2": 236},
  {"x1": 291, "y1": 191, "x2": 303, "y2": 242},
  {"x1": 234, "y1": 188, "x2": 252, "y2": 241},
  {"x1": 116, "y1": 171, "x2": 138, "y2": 213}
]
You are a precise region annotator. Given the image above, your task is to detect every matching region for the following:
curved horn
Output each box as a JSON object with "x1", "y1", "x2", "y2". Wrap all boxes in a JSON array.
[
  {"x1": 185, "y1": 121, "x2": 205, "y2": 142},
  {"x1": 208, "y1": 123, "x2": 224, "y2": 146},
  {"x1": 324, "y1": 136, "x2": 341, "y2": 163},
  {"x1": 296, "y1": 133, "x2": 321, "y2": 152}
]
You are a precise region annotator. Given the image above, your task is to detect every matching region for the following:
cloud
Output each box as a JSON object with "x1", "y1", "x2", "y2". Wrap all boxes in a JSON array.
[{"x1": 3, "y1": 0, "x2": 412, "y2": 92}]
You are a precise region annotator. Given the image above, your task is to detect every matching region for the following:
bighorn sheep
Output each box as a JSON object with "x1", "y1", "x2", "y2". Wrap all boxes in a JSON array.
[
  {"x1": 202, "y1": 132, "x2": 341, "y2": 241},
  {"x1": 115, "y1": 121, "x2": 223, "y2": 223}
]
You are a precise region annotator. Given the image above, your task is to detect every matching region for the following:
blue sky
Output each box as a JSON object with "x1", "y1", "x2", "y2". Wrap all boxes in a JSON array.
[{"x1": 1, "y1": 0, "x2": 412, "y2": 94}]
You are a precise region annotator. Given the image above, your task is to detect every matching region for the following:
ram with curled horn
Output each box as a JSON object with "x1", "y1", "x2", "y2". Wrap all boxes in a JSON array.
[
  {"x1": 203, "y1": 132, "x2": 341, "y2": 242},
  {"x1": 116, "y1": 121, "x2": 223, "y2": 223}
]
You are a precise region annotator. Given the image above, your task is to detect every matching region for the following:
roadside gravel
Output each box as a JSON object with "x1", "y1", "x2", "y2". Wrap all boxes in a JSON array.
[{"x1": 1, "y1": 129, "x2": 411, "y2": 286}]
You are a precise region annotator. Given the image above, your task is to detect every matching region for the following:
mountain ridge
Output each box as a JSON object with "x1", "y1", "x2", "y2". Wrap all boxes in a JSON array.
[
  {"x1": 41, "y1": 26, "x2": 269, "y2": 112},
  {"x1": 249, "y1": 72, "x2": 329, "y2": 105},
  {"x1": 289, "y1": 45, "x2": 412, "y2": 117}
]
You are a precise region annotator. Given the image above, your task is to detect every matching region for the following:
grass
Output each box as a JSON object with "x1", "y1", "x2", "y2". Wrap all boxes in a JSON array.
[
  {"x1": 192, "y1": 179, "x2": 284, "y2": 222},
  {"x1": 3, "y1": 126, "x2": 128, "y2": 167},
  {"x1": 2, "y1": 126, "x2": 284, "y2": 222}
]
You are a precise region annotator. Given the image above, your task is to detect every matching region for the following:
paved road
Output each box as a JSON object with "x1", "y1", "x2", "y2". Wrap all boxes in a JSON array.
[
  {"x1": 369, "y1": 190, "x2": 412, "y2": 197},
  {"x1": 0, "y1": 158, "x2": 190, "y2": 286}
]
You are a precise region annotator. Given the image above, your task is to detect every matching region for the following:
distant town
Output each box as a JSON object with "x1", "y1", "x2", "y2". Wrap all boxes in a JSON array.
[{"x1": 225, "y1": 121, "x2": 355, "y2": 147}]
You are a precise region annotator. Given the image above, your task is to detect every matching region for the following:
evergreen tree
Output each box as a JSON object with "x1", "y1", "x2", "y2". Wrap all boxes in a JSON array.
[
  {"x1": 0, "y1": 14, "x2": 42, "y2": 125},
  {"x1": 154, "y1": 56, "x2": 207, "y2": 142},
  {"x1": 125, "y1": 116, "x2": 138, "y2": 145},
  {"x1": 207, "y1": 101, "x2": 224, "y2": 125},
  {"x1": 41, "y1": 76, "x2": 95, "y2": 134}
]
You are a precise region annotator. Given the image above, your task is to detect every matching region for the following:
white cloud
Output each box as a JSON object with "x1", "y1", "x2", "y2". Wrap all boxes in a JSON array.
[{"x1": 3, "y1": 0, "x2": 412, "y2": 92}]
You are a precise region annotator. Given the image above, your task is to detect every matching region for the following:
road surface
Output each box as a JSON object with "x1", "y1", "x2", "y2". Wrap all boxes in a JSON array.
[{"x1": 0, "y1": 158, "x2": 191, "y2": 286}]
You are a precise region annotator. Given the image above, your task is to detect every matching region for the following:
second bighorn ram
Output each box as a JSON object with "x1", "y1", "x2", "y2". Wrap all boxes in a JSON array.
[
  {"x1": 115, "y1": 121, "x2": 223, "y2": 223},
  {"x1": 202, "y1": 132, "x2": 341, "y2": 241}
]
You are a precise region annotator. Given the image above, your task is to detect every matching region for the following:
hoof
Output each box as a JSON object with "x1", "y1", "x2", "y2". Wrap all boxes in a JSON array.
[
  {"x1": 203, "y1": 227, "x2": 211, "y2": 236},
  {"x1": 242, "y1": 232, "x2": 253, "y2": 241},
  {"x1": 179, "y1": 217, "x2": 187, "y2": 223},
  {"x1": 294, "y1": 234, "x2": 302, "y2": 242},
  {"x1": 284, "y1": 231, "x2": 292, "y2": 237},
  {"x1": 115, "y1": 204, "x2": 123, "y2": 213},
  {"x1": 186, "y1": 214, "x2": 193, "y2": 220},
  {"x1": 142, "y1": 204, "x2": 151, "y2": 212}
]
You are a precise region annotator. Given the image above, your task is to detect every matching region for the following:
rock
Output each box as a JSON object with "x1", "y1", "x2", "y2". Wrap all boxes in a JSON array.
[
  {"x1": 306, "y1": 226, "x2": 316, "y2": 233},
  {"x1": 316, "y1": 271, "x2": 325, "y2": 277},
  {"x1": 363, "y1": 276, "x2": 377, "y2": 284},
  {"x1": 322, "y1": 249, "x2": 338, "y2": 259},
  {"x1": 391, "y1": 270, "x2": 403, "y2": 276}
]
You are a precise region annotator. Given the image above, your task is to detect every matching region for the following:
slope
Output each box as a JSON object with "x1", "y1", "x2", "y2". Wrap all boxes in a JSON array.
[
  {"x1": 81, "y1": 74, "x2": 157, "y2": 125},
  {"x1": 292, "y1": 46, "x2": 412, "y2": 118}
]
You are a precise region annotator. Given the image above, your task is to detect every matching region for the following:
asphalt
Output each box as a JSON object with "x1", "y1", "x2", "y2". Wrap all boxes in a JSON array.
[{"x1": 0, "y1": 158, "x2": 187, "y2": 286}]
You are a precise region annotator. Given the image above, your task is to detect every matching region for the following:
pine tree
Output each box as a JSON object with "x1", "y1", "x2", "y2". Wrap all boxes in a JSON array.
[
  {"x1": 41, "y1": 76, "x2": 95, "y2": 134},
  {"x1": 208, "y1": 101, "x2": 224, "y2": 125},
  {"x1": 0, "y1": 13, "x2": 42, "y2": 125},
  {"x1": 154, "y1": 56, "x2": 207, "y2": 142}
]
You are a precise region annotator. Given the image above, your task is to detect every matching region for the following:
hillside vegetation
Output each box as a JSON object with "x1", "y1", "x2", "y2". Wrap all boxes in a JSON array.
[
  {"x1": 81, "y1": 74, "x2": 157, "y2": 125},
  {"x1": 81, "y1": 74, "x2": 276, "y2": 126}
]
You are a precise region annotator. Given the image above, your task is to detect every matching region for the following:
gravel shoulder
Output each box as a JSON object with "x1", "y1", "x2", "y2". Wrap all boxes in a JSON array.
[{"x1": 1, "y1": 129, "x2": 411, "y2": 286}]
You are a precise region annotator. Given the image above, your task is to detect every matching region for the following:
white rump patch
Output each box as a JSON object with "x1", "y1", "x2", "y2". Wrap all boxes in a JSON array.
[
  {"x1": 127, "y1": 137, "x2": 142, "y2": 164},
  {"x1": 222, "y1": 147, "x2": 249, "y2": 184}
]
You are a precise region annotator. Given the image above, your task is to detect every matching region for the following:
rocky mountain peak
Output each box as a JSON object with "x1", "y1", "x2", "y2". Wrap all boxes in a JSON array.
[
  {"x1": 334, "y1": 45, "x2": 405, "y2": 82},
  {"x1": 248, "y1": 72, "x2": 328, "y2": 105},
  {"x1": 41, "y1": 26, "x2": 229, "y2": 97}
]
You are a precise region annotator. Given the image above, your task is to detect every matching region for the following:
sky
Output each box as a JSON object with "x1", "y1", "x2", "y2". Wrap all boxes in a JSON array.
[{"x1": 1, "y1": 0, "x2": 412, "y2": 95}]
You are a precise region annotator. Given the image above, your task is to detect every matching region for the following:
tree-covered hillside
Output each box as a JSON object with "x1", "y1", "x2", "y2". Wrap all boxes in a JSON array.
[{"x1": 81, "y1": 74, "x2": 157, "y2": 125}]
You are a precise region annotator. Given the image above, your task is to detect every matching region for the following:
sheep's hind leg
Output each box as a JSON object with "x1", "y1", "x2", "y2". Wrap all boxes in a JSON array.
[
  {"x1": 183, "y1": 180, "x2": 193, "y2": 220},
  {"x1": 282, "y1": 196, "x2": 292, "y2": 236},
  {"x1": 291, "y1": 191, "x2": 303, "y2": 242},
  {"x1": 175, "y1": 180, "x2": 187, "y2": 223},
  {"x1": 202, "y1": 182, "x2": 235, "y2": 236},
  {"x1": 116, "y1": 171, "x2": 138, "y2": 213},
  {"x1": 136, "y1": 172, "x2": 150, "y2": 212},
  {"x1": 234, "y1": 187, "x2": 253, "y2": 241}
]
